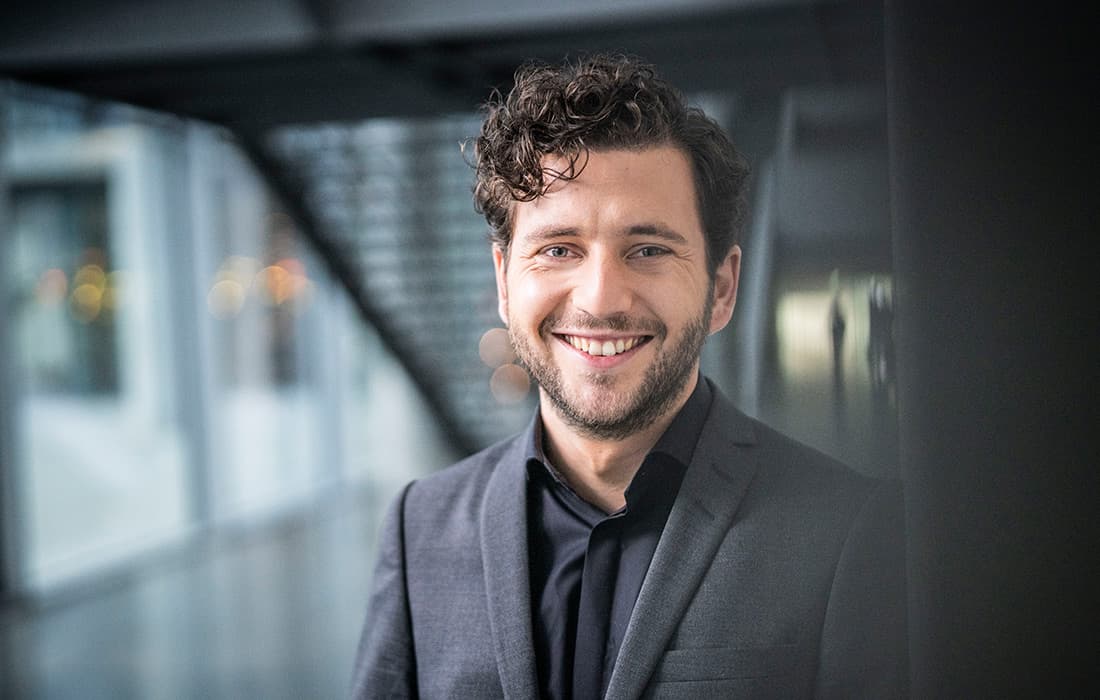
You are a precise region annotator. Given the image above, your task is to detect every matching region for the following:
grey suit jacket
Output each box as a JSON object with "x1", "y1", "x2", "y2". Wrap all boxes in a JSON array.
[{"x1": 350, "y1": 386, "x2": 908, "y2": 699}]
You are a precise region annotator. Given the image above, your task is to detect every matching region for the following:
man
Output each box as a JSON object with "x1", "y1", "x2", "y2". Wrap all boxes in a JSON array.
[{"x1": 350, "y1": 54, "x2": 907, "y2": 699}]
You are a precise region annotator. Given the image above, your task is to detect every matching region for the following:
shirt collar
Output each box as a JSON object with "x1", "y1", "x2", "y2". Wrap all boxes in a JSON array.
[
  {"x1": 648, "y1": 373, "x2": 712, "y2": 468},
  {"x1": 523, "y1": 374, "x2": 713, "y2": 496}
]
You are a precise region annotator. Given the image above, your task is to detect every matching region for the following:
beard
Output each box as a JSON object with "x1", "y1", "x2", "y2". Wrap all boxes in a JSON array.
[{"x1": 508, "y1": 297, "x2": 712, "y2": 441}]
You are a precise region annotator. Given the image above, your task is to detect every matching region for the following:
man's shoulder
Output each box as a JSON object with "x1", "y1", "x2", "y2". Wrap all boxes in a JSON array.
[
  {"x1": 755, "y1": 419, "x2": 879, "y2": 486},
  {"x1": 399, "y1": 431, "x2": 526, "y2": 522},
  {"x1": 698, "y1": 395, "x2": 903, "y2": 570},
  {"x1": 703, "y1": 392, "x2": 895, "y2": 507},
  {"x1": 416, "y1": 431, "x2": 522, "y2": 487}
]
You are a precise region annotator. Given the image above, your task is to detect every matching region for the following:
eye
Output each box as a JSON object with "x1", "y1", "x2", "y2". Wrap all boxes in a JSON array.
[
  {"x1": 542, "y1": 245, "x2": 572, "y2": 258},
  {"x1": 631, "y1": 245, "x2": 669, "y2": 258}
]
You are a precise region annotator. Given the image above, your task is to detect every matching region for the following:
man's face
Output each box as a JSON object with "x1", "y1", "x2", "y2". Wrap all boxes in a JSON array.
[{"x1": 493, "y1": 146, "x2": 740, "y2": 440}]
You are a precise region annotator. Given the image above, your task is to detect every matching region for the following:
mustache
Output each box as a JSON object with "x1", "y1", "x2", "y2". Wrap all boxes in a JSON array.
[{"x1": 540, "y1": 311, "x2": 665, "y2": 336}]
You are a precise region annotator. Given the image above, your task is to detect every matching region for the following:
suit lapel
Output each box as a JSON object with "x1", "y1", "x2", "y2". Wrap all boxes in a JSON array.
[
  {"x1": 605, "y1": 393, "x2": 761, "y2": 700},
  {"x1": 479, "y1": 435, "x2": 539, "y2": 700}
]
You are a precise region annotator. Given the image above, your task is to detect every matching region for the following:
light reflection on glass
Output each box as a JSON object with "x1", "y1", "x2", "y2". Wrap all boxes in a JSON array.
[{"x1": 776, "y1": 290, "x2": 833, "y2": 382}]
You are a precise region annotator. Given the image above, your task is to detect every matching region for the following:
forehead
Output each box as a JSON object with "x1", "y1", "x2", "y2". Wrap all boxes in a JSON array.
[{"x1": 510, "y1": 146, "x2": 702, "y2": 239}]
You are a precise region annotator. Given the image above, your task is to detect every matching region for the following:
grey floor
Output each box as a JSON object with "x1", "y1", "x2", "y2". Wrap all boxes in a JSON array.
[{"x1": 0, "y1": 487, "x2": 386, "y2": 700}]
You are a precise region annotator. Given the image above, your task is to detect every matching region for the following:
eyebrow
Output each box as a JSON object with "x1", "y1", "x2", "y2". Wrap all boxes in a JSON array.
[
  {"x1": 521, "y1": 226, "x2": 580, "y2": 245},
  {"x1": 626, "y1": 224, "x2": 689, "y2": 245},
  {"x1": 520, "y1": 223, "x2": 689, "y2": 245}
]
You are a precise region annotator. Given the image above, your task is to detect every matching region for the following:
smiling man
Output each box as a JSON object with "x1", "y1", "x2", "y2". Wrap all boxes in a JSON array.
[
  {"x1": 497, "y1": 146, "x2": 735, "y2": 514},
  {"x1": 350, "y1": 55, "x2": 907, "y2": 699}
]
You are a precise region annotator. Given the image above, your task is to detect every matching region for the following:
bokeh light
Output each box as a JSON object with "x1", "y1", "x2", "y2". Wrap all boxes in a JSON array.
[
  {"x1": 35, "y1": 268, "x2": 68, "y2": 305},
  {"x1": 73, "y1": 263, "x2": 106, "y2": 292},
  {"x1": 69, "y1": 282, "x2": 103, "y2": 323},
  {"x1": 66, "y1": 262, "x2": 117, "y2": 323},
  {"x1": 257, "y1": 264, "x2": 291, "y2": 305},
  {"x1": 490, "y1": 363, "x2": 530, "y2": 404},
  {"x1": 255, "y1": 257, "x2": 313, "y2": 309},
  {"x1": 207, "y1": 256, "x2": 257, "y2": 318},
  {"x1": 478, "y1": 327, "x2": 516, "y2": 368},
  {"x1": 207, "y1": 279, "x2": 247, "y2": 319},
  {"x1": 207, "y1": 254, "x2": 314, "y2": 318}
]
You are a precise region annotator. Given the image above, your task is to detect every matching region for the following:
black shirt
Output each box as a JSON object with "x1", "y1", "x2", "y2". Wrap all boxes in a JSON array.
[{"x1": 525, "y1": 378, "x2": 712, "y2": 699}]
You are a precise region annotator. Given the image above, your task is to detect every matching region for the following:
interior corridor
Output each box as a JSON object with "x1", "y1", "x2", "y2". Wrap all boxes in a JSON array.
[{"x1": 1, "y1": 486, "x2": 383, "y2": 699}]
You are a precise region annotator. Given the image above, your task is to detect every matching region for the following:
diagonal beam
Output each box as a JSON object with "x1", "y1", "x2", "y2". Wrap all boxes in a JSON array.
[{"x1": 233, "y1": 126, "x2": 479, "y2": 457}]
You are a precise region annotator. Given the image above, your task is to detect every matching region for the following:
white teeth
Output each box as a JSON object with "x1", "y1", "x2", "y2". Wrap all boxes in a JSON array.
[{"x1": 565, "y1": 335, "x2": 642, "y2": 357}]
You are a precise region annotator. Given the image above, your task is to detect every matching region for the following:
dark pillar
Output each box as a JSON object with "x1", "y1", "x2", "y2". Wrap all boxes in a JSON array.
[{"x1": 885, "y1": 2, "x2": 1096, "y2": 696}]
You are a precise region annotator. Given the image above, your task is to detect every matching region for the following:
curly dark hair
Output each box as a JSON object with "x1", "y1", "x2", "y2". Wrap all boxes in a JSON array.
[{"x1": 472, "y1": 53, "x2": 749, "y2": 276}]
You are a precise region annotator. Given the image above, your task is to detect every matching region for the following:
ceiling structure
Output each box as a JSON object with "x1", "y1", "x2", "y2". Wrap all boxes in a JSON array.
[{"x1": 0, "y1": 0, "x2": 883, "y2": 129}]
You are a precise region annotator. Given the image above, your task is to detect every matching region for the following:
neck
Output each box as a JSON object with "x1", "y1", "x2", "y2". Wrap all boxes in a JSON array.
[{"x1": 538, "y1": 373, "x2": 698, "y2": 513}]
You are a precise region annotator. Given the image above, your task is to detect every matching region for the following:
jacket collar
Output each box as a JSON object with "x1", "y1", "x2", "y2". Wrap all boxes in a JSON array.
[
  {"x1": 480, "y1": 423, "x2": 540, "y2": 700},
  {"x1": 478, "y1": 383, "x2": 760, "y2": 700},
  {"x1": 605, "y1": 383, "x2": 761, "y2": 700}
]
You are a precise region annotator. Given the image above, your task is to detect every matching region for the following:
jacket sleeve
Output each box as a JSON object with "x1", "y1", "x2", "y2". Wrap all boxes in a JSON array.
[
  {"x1": 349, "y1": 483, "x2": 418, "y2": 699},
  {"x1": 815, "y1": 479, "x2": 910, "y2": 699}
]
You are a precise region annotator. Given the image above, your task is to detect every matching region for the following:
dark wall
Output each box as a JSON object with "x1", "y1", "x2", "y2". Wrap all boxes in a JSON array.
[{"x1": 886, "y1": 2, "x2": 1096, "y2": 696}]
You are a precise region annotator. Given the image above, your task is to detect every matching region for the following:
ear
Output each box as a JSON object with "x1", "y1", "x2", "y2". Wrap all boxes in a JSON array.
[
  {"x1": 492, "y1": 245, "x2": 509, "y2": 325},
  {"x1": 708, "y1": 245, "x2": 741, "y2": 335}
]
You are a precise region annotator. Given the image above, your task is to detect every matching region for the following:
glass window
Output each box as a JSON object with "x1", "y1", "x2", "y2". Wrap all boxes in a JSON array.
[
  {"x1": 1, "y1": 86, "x2": 466, "y2": 596},
  {"x1": 10, "y1": 180, "x2": 118, "y2": 395},
  {"x1": 193, "y1": 134, "x2": 328, "y2": 519},
  {"x1": 3, "y1": 105, "x2": 191, "y2": 592}
]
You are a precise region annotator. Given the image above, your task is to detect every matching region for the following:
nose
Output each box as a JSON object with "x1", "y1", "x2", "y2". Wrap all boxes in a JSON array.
[{"x1": 571, "y1": 251, "x2": 633, "y2": 319}]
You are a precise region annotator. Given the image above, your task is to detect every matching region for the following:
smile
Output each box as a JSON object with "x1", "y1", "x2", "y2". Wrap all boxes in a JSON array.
[{"x1": 559, "y1": 334, "x2": 650, "y2": 357}]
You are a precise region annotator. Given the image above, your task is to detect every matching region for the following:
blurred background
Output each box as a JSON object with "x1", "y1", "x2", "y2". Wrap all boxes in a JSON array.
[{"x1": 0, "y1": 1, "x2": 1093, "y2": 698}]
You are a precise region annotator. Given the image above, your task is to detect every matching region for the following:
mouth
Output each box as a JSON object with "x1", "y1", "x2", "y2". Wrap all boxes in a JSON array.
[{"x1": 556, "y1": 333, "x2": 653, "y2": 358}]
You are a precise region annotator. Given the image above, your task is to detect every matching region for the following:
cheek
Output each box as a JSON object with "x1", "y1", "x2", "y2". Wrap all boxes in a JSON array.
[
  {"x1": 511, "y1": 275, "x2": 562, "y2": 322},
  {"x1": 642, "y1": 278, "x2": 705, "y2": 314}
]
